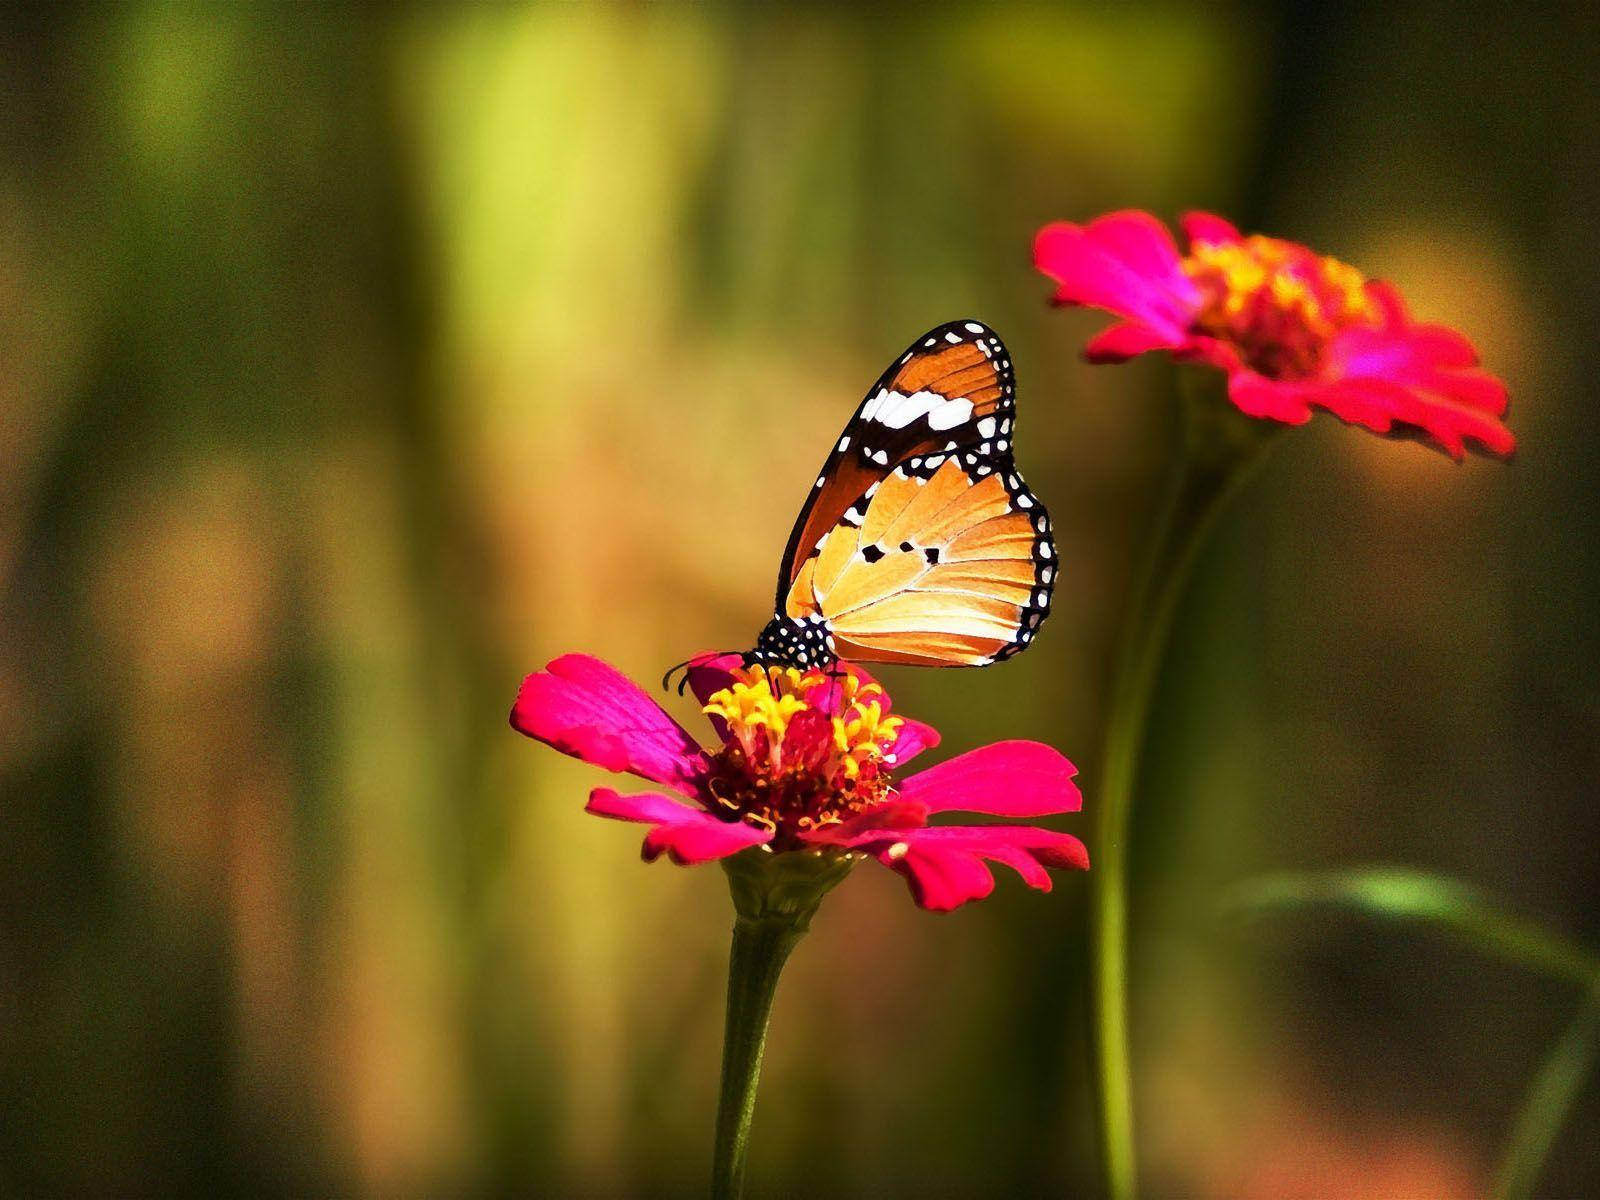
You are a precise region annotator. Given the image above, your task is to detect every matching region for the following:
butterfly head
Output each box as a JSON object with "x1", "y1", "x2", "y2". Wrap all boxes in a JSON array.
[{"x1": 749, "y1": 614, "x2": 836, "y2": 671}]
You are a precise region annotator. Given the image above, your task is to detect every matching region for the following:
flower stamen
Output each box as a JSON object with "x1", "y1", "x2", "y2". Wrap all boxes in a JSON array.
[
  {"x1": 701, "y1": 665, "x2": 903, "y2": 849},
  {"x1": 1181, "y1": 234, "x2": 1379, "y2": 379}
]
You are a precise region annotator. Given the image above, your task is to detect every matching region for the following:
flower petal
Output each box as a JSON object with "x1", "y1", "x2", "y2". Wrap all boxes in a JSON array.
[
  {"x1": 1179, "y1": 210, "x2": 1242, "y2": 247},
  {"x1": 797, "y1": 798, "x2": 930, "y2": 847},
  {"x1": 898, "y1": 740, "x2": 1081, "y2": 817},
  {"x1": 870, "y1": 825, "x2": 1090, "y2": 913},
  {"x1": 685, "y1": 650, "x2": 745, "y2": 708},
  {"x1": 1033, "y1": 211, "x2": 1198, "y2": 339},
  {"x1": 512, "y1": 654, "x2": 708, "y2": 796},
  {"x1": 1328, "y1": 323, "x2": 1516, "y2": 459},
  {"x1": 883, "y1": 717, "x2": 940, "y2": 770},
  {"x1": 587, "y1": 787, "x2": 772, "y2": 864},
  {"x1": 1084, "y1": 321, "x2": 1186, "y2": 363},
  {"x1": 1227, "y1": 371, "x2": 1317, "y2": 425}
]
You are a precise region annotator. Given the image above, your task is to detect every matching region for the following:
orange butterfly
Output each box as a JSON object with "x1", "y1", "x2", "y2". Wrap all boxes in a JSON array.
[{"x1": 749, "y1": 320, "x2": 1055, "y2": 669}]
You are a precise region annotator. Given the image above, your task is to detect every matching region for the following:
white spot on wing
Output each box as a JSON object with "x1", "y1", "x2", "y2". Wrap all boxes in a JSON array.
[
  {"x1": 927, "y1": 398, "x2": 974, "y2": 431},
  {"x1": 874, "y1": 389, "x2": 940, "y2": 429},
  {"x1": 976, "y1": 416, "x2": 997, "y2": 438},
  {"x1": 963, "y1": 321, "x2": 984, "y2": 332}
]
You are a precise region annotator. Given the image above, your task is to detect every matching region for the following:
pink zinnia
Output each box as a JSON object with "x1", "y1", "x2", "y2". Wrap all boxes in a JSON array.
[
  {"x1": 1033, "y1": 210, "x2": 1515, "y2": 460},
  {"x1": 511, "y1": 652, "x2": 1087, "y2": 912}
]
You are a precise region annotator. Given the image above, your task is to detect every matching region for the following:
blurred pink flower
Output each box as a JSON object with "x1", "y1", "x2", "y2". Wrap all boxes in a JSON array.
[
  {"x1": 1033, "y1": 210, "x2": 1515, "y2": 460},
  {"x1": 511, "y1": 653, "x2": 1087, "y2": 911}
]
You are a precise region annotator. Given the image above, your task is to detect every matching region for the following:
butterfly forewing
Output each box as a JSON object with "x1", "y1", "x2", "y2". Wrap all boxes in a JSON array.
[{"x1": 773, "y1": 320, "x2": 1055, "y2": 667}]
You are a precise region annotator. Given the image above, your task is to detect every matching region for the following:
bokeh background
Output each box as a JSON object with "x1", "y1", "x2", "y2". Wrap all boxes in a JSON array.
[{"x1": 3, "y1": 3, "x2": 1597, "y2": 1196}]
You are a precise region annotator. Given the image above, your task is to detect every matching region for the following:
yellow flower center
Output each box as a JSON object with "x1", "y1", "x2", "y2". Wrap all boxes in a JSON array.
[
  {"x1": 1181, "y1": 235, "x2": 1378, "y2": 379},
  {"x1": 701, "y1": 665, "x2": 903, "y2": 847}
]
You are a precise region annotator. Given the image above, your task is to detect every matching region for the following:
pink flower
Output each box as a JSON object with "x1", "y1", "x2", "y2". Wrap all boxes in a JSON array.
[
  {"x1": 1033, "y1": 210, "x2": 1515, "y2": 460},
  {"x1": 511, "y1": 653, "x2": 1087, "y2": 912}
]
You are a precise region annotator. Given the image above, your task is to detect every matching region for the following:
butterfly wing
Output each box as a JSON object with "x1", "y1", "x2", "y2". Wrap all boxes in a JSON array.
[{"x1": 775, "y1": 320, "x2": 1054, "y2": 666}]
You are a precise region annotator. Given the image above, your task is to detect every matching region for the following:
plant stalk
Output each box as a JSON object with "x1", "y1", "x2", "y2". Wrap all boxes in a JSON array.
[
  {"x1": 711, "y1": 849, "x2": 852, "y2": 1199},
  {"x1": 711, "y1": 913, "x2": 805, "y2": 1200},
  {"x1": 1491, "y1": 981, "x2": 1600, "y2": 1200},
  {"x1": 1091, "y1": 383, "x2": 1274, "y2": 1200}
]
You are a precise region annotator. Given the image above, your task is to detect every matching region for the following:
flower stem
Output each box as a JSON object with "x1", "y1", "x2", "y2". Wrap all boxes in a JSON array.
[
  {"x1": 1490, "y1": 981, "x2": 1600, "y2": 1200},
  {"x1": 1092, "y1": 381, "x2": 1274, "y2": 1200},
  {"x1": 712, "y1": 849, "x2": 853, "y2": 1199},
  {"x1": 712, "y1": 913, "x2": 805, "y2": 1200}
]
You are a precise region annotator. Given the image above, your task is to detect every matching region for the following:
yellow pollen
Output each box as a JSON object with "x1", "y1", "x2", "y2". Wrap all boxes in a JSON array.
[{"x1": 701, "y1": 664, "x2": 905, "y2": 847}]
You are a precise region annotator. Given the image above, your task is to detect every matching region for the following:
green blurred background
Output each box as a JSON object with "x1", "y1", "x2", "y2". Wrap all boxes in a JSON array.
[{"x1": 2, "y1": 3, "x2": 1596, "y2": 1196}]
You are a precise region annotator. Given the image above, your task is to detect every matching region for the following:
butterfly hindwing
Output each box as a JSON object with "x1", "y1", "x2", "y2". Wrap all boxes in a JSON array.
[{"x1": 772, "y1": 320, "x2": 1054, "y2": 667}]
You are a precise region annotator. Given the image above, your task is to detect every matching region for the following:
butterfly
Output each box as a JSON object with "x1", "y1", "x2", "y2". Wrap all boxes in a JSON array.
[{"x1": 744, "y1": 318, "x2": 1056, "y2": 671}]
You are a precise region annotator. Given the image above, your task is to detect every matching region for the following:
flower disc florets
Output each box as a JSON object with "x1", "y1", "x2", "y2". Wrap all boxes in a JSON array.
[
  {"x1": 701, "y1": 665, "x2": 903, "y2": 850},
  {"x1": 1182, "y1": 234, "x2": 1377, "y2": 380}
]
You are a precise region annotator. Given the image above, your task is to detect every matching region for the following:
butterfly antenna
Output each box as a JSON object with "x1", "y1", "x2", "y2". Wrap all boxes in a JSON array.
[{"x1": 661, "y1": 657, "x2": 694, "y2": 696}]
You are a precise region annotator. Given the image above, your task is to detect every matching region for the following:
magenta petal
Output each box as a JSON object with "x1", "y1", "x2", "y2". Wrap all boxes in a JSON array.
[
  {"x1": 1084, "y1": 210, "x2": 1191, "y2": 284},
  {"x1": 872, "y1": 825, "x2": 1089, "y2": 912},
  {"x1": 798, "y1": 798, "x2": 930, "y2": 847},
  {"x1": 1226, "y1": 371, "x2": 1316, "y2": 425},
  {"x1": 1179, "y1": 210, "x2": 1242, "y2": 247},
  {"x1": 587, "y1": 787, "x2": 771, "y2": 865},
  {"x1": 899, "y1": 740, "x2": 1081, "y2": 817},
  {"x1": 1327, "y1": 325, "x2": 1516, "y2": 458},
  {"x1": 1365, "y1": 280, "x2": 1411, "y2": 326},
  {"x1": 889, "y1": 841, "x2": 996, "y2": 911},
  {"x1": 883, "y1": 717, "x2": 940, "y2": 769},
  {"x1": 686, "y1": 651, "x2": 745, "y2": 708},
  {"x1": 807, "y1": 662, "x2": 891, "y2": 718},
  {"x1": 512, "y1": 654, "x2": 708, "y2": 796},
  {"x1": 1085, "y1": 321, "x2": 1185, "y2": 362},
  {"x1": 1033, "y1": 213, "x2": 1197, "y2": 338}
]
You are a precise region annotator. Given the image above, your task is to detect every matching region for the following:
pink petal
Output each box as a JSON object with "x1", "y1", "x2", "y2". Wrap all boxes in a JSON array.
[
  {"x1": 1179, "y1": 210, "x2": 1242, "y2": 247},
  {"x1": 512, "y1": 654, "x2": 708, "y2": 796},
  {"x1": 1172, "y1": 334, "x2": 1244, "y2": 374},
  {"x1": 1085, "y1": 210, "x2": 1192, "y2": 284},
  {"x1": 807, "y1": 661, "x2": 893, "y2": 718},
  {"x1": 883, "y1": 717, "x2": 940, "y2": 770},
  {"x1": 1226, "y1": 371, "x2": 1316, "y2": 425},
  {"x1": 898, "y1": 740, "x2": 1081, "y2": 817},
  {"x1": 1329, "y1": 323, "x2": 1516, "y2": 458},
  {"x1": 1364, "y1": 280, "x2": 1411, "y2": 327},
  {"x1": 587, "y1": 787, "x2": 772, "y2": 865},
  {"x1": 869, "y1": 825, "x2": 1090, "y2": 913},
  {"x1": 686, "y1": 651, "x2": 745, "y2": 708},
  {"x1": 1033, "y1": 212, "x2": 1197, "y2": 339},
  {"x1": 1085, "y1": 321, "x2": 1186, "y2": 363},
  {"x1": 797, "y1": 798, "x2": 930, "y2": 847}
]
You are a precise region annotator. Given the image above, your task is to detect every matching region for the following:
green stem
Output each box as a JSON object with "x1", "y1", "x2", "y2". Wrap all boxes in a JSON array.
[
  {"x1": 711, "y1": 849, "x2": 853, "y2": 1199},
  {"x1": 711, "y1": 913, "x2": 805, "y2": 1200},
  {"x1": 1092, "y1": 387, "x2": 1274, "y2": 1200},
  {"x1": 1491, "y1": 982, "x2": 1600, "y2": 1200}
]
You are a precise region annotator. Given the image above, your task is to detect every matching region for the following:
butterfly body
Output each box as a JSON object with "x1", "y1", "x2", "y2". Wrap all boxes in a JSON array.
[{"x1": 749, "y1": 319, "x2": 1055, "y2": 671}]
